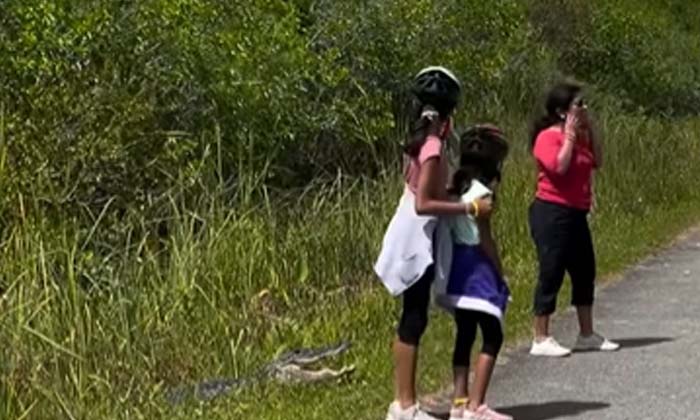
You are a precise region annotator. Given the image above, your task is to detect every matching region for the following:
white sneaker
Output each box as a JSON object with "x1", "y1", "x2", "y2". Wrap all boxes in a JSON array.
[
  {"x1": 449, "y1": 406, "x2": 468, "y2": 420},
  {"x1": 386, "y1": 402, "x2": 440, "y2": 420},
  {"x1": 450, "y1": 405, "x2": 513, "y2": 420},
  {"x1": 473, "y1": 404, "x2": 514, "y2": 420},
  {"x1": 574, "y1": 333, "x2": 620, "y2": 352},
  {"x1": 448, "y1": 401, "x2": 470, "y2": 420},
  {"x1": 529, "y1": 337, "x2": 572, "y2": 357}
]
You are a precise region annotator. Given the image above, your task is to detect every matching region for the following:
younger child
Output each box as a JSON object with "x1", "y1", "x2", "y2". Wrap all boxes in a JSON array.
[{"x1": 435, "y1": 124, "x2": 512, "y2": 420}]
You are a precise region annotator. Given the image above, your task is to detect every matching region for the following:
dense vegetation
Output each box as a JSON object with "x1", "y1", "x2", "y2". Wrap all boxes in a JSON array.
[{"x1": 1, "y1": 1, "x2": 699, "y2": 418}]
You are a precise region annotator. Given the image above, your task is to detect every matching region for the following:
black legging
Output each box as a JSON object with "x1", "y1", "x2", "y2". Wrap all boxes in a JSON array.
[
  {"x1": 452, "y1": 309, "x2": 503, "y2": 368},
  {"x1": 397, "y1": 266, "x2": 434, "y2": 346}
]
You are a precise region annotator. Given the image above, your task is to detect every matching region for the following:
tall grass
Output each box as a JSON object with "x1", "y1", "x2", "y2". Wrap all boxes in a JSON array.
[
  {"x1": 2, "y1": 1, "x2": 700, "y2": 419},
  {"x1": 1, "y1": 110, "x2": 699, "y2": 419}
]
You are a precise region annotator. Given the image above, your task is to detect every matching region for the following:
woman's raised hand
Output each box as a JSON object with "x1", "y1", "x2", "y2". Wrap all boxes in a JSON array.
[
  {"x1": 564, "y1": 106, "x2": 584, "y2": 141},
  {"x1": 570, "y1": 101, "x2": 591, "y2": 133}
]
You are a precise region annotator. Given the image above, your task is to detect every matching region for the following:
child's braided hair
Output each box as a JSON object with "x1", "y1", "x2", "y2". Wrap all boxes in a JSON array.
[
  {"x1": 450, "y1": 124, "x2": 509, "y2": 195},
  {"x1": 460, "y1": 124, "x2": 509, "y2": 167}
]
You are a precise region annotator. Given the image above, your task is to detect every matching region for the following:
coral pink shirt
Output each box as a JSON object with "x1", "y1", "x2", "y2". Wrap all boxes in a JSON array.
[
  {"x1": 404, "y1": 135, "x2": 448, "y2": 194},
  {"x1": 534, "y1": 127, "x2": 597, "y2": 211}
]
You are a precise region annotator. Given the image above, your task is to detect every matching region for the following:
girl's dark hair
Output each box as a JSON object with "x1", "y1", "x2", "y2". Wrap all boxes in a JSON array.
[
  {"x1": 530, "y1": 81, "x2": 582, "y2": 149},
  {"x1": 449, "y1": 166, "x2": 477, "y2": 196},
  {"x1": 449, "y1": 125, "x2": 509, "y2": 195},
  {"x1": 403, "y1": 95, "x2": 450, "y2": 158},
  {"x1": 449, "y1": 160, "x2": 503, "y2": 197}
]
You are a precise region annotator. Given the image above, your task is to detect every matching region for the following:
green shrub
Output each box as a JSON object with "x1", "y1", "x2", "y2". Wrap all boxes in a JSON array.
[
  {"x1": 1, "y1": 2, "x2": 700, "y2": 417},
  {"x1": 528, "y1": 0, "x2": 700, "y2": 114}
]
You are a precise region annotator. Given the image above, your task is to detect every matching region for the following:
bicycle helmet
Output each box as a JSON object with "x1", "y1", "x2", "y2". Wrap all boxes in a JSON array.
[{"x1": 411, "y1": 66, "x2": 462, "y2": 116}]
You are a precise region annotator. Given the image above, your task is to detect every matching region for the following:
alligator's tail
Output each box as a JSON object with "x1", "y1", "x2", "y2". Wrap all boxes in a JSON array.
[{"x1": 165, "y1": 371, "x2": 266, "y2": 406}]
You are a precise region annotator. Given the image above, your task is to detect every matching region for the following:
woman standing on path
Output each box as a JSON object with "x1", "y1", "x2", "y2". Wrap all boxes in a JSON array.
[
  {"x1": 375, "y1": 67, "x2": 494, "y2": 420},
  {"x1": 528, "y1": 81, "x2": 620, "y2": 357}
]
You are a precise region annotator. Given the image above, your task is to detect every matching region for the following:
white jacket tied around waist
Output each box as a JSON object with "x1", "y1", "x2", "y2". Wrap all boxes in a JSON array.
[{"x1": 374, "y1": 188, "x2": 451, "y2": 296}]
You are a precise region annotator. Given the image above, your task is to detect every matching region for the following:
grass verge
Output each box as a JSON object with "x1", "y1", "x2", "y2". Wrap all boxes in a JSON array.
[{"x1": 1, "y1": 114, "x2": 700, "y2": 419}]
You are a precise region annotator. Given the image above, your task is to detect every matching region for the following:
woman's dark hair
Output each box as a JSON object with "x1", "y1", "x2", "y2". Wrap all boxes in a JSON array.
[{"x1": 530, "y1": 81, "x2": 582, "y2": 149}]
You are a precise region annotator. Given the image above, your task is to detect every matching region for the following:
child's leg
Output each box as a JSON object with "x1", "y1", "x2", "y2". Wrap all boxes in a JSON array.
[
  {"x1": 453, "y1": 309, "x2": 478, "y2": 404},
  {"x1": 394, "y1": 267, "x2": 433, "y2": 408},
  {"x1": 468, "y1": 312, "x2": 504, "y2": 410}
]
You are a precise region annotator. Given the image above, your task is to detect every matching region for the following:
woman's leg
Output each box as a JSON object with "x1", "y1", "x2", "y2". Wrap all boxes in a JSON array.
[
  {"x1": 576, "y1": 305, "x2": 594, "y2": 336},
  {"x1": 568, "y1": 216, "x2": 618, "y2": 351},
  {"x1": 468, "y1": 312, "x2": 504, "y2": 411},
  {"x1": 529, "y1": 202, "x2": 568, "y2": 340},
  {"x1": 453, "y1": 310, "x2": 478, "y2": 404},
  {"x1": 394, "y1": 266, "x2": 434, "y2": 408},
  {"x1": 534, "y1": 313, "x2": 552, "y2": 339},
  {"x1": 568, "y1": 215, "x2": 596, "y2": 336}
]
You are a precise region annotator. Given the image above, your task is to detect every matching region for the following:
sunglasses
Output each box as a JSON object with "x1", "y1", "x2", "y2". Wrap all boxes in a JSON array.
[{"x1": 574, "y1": 97, "x2": 587, "y2": 108}]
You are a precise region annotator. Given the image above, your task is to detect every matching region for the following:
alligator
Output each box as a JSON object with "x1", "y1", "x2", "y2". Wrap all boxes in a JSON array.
[{"x1": 166, "y1": 340, "x2": 354, "y2": 405}]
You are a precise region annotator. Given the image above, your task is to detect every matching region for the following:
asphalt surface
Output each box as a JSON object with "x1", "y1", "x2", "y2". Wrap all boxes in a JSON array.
[{"x1": 484, "y1": 228, "x2": 700, "y2": 419}]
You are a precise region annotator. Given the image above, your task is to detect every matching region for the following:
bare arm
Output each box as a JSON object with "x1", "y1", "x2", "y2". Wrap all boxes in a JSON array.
[
  {"x1": 556, "y1": 134, "x2": 576, "y2": 175},
  {"x1": 415, "y1": 157, "x2": 477, "y2": 216},
  {"x1": 413, "y1": 117, "x2": 492, "y2": 218},
  {"x1": 535, "y1": 122, "x2": 577, "y2": 176},
  {"x1": 477, "y1": 218, "x2": 503, "y2": 276},
  {"x1": 555, "y1": 110, "x2": 584, "y2": 174}
]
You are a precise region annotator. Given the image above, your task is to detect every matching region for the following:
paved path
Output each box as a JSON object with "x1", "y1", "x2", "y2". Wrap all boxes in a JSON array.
[{"x1": 486, "y1": 228, "x2": 700, "y2": 419}]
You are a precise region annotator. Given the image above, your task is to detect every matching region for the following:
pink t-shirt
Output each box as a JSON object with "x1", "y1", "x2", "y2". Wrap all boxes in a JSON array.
[
  {"x1": 404, "y1": 135, "x2": 449, "y2": 194},
  {"x1": 534, "y1": 127, "x2": 597, "y2": 210}
]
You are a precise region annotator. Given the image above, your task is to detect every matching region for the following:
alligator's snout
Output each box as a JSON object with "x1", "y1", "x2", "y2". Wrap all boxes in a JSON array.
[
  {"x1": 274, "y1": 362, "x2": 356, "y2": 384},
  {"x1": 272, "y1": 340, "x2": 354, "y2": 383},
  {"x1": 283, "y1": 340, "x2": 352, "y2": 366}
]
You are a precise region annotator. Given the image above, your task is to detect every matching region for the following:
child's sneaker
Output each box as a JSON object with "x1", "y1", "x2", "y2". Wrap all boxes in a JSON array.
[
  {"x1": 472, "y1": 404, "x2": 513, "y2": 420},
  {"x1": 574, "y1": 333, "x2": 620, "y2": 352},
  {"x1": 450, "y1": 410, "x2": 479, "y2": 420},
  {"x1": 529, "y1": 336, "x2": 572, "y2": 357},
  {"x1": 386, "y1": 401, "x2": 440, "y2": 420}
]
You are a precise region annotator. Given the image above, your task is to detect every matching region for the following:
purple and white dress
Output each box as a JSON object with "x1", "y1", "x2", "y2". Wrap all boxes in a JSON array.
[{"x1": 434, "y1": 181, "x2": 510, "y2": 324}]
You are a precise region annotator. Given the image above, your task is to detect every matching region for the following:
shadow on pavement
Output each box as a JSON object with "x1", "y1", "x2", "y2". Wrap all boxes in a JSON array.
[
  {"x1": 615, "y1": 336, "x2": 674, "y2": 349},
  {"x1": 573, "y1": 337, "x2": 674, "y2": 354},
  {"x1": 498, "y1": 401, "x2": 610, "y2": 420}
]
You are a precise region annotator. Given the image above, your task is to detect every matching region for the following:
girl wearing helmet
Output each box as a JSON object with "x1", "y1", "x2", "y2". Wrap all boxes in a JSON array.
[{"x1": 375, "y1": 67, "x2": 493, "y2": 420}]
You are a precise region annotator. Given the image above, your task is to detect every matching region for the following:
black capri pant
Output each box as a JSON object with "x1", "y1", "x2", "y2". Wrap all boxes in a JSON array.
[
  {"x1": 397, "y1": 265, "x2": 434, "y2": 346},
  {"x1": 452, "y1": 310, "x2": 503, "y2": 367},
  {"x1": 397, "y1": 266, "x2": 504, "y2": 365},
  {"x1": 529, "y1": 199, "x2": 596, "y2": 316}
]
